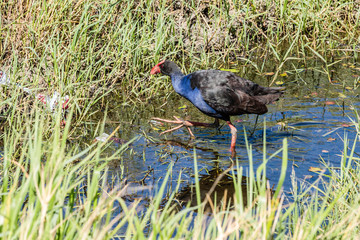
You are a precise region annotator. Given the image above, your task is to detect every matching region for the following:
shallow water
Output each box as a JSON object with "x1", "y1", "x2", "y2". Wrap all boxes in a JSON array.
[{"x1": 96, "y1": 57, "x2": 360, "y2": 202}]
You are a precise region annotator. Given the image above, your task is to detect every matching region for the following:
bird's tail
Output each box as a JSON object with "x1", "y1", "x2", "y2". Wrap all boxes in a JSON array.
[{"x1": 254, "y1": 87, "x2": 284, "y2": 104}]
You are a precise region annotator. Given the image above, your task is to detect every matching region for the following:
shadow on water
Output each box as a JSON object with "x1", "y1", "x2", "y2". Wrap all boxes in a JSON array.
[
  {"x1": 83, "y1": 57, "x2": 360, "y2": 209},
  {"x1": 173, "y1": 165, "x2": 252, "y2": 212}
]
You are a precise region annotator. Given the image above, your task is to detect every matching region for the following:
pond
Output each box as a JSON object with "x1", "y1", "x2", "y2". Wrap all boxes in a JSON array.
[{"x1": 91, "y1": 57, "x2": 360, "y2": 204}]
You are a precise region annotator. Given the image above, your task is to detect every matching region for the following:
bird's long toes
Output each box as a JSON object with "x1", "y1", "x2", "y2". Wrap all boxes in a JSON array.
[
  {"x1": 151, "y1": 117, "x2": 182, "y2": 124},
  {"x1": 185, "y1": 126, "x2": 195, "y2": 138},
  {"x1": 159, "y1": 124, "x2": 184, "y2": 135}
]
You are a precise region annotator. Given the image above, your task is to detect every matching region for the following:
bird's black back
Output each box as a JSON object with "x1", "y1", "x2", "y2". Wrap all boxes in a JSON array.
[{"x1": 188, "y1": 70, "x2": 282, "y2": 116}]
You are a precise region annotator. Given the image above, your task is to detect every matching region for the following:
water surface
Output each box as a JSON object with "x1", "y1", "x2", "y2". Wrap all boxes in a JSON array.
[{"x1": 94, "y1": 58, "x2": 360, "y2": 200}]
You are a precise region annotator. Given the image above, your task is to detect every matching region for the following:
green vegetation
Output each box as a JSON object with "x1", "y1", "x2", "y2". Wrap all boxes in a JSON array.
[
  {"x1": 1, "y1": 106, "x2": 360, "y2": 239},
  {"x1": 1, "y1": 0, "x2": 359, "y2": 100},
  {"x1": 1, "y1": 0, "x2": 360, "y2": 239}
]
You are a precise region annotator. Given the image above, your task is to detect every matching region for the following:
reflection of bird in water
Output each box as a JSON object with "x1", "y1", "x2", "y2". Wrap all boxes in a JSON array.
[
  {"x1": 174, "y1": 165, "x2": 248, "y2": 212},
  {"x1": 152, "y1": 138, "x2": 221, "y2": 160},
  {"x1": 151, "y1": 60, "x2": 283, "y2": 157}
]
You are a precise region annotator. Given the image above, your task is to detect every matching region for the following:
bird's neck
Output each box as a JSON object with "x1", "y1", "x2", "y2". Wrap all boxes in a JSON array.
[
  {"x1": 170, "y1": 72, "x2": 184, "y2": 81},
  {"x1": 170, "y1": 72, "x2": 189, "y2": 96}
]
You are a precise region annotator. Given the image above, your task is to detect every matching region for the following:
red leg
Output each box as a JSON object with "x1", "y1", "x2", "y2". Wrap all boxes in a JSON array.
[{"x1": 227, "y1": 121, "x2": 237, "y2": 157}]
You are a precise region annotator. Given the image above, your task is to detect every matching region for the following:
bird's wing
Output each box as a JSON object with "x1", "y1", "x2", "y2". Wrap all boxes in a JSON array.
[
  {"x1": 201, "y1": 86, "x2": 268, "y2": 115},
  {"x1": 189, "y1": 70, "x2": 268, "y2": 115},
  {"x1": 223, "y1": 71, "x2": 284, "y2": 104}
]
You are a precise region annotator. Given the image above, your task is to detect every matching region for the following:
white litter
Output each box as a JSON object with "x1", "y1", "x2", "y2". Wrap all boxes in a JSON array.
[
  {"x1": 95, "y1": 133, "x2": 110, "y2": 142},
  {"x1": 0, "y1": 70, "x2": 69, "y2": 112}
]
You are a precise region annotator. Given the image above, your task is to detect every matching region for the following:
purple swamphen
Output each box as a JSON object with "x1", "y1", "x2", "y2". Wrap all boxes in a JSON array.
[{"x1": 151, "y1": 60, "x2": 283, "y2": 156}]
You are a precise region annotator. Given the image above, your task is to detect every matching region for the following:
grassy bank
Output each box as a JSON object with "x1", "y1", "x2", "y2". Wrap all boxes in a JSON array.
[
  {"x1": 0, "y1": 105, "x2": 360, "y2": 238},
  {"x1": 1, "y1": 0, "x2": 360, "y2": 239},
  {"x1": 1, "y1": 0, "x2": 359, "y2": 102}
]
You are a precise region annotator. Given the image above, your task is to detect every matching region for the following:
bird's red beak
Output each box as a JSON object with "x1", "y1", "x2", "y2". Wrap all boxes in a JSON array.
[
  {"x1": 150, "y1": 65, "x2": 160, "y2": 75},
  {"x1": 150, "y1": 60, "x2": 165, "y2": 75}
]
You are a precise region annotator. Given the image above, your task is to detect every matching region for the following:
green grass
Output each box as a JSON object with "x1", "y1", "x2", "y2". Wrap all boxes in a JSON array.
[
  {"x1": 1, "y1": 0, "x2": 360, "y2": 239},
  {"x1": 1, "y1": 0, "x2": 359, "y2": 103},
  {"x1": 2, "y1": 106, "x2": 360, "y2": 239}
]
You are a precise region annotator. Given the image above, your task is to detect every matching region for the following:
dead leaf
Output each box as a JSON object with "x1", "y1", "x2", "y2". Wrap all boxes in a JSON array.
[
  {"x1": 309, "y1": 167, "x2": 323, "y2": 172},
  {"x1": 325, "y1": 101, "x2": 335, "y2": 105},
  {"x1": 277, "y1": 122, "x2": 286, "y2": 127},
  {"x1": 338, "y1": 93, "x2": 347, "y2": 98},
  {"x1": 264, "y1": 72, "x2": 274, "y2": 76},
  {"x1": 220, "y1": 68, "x2": 240, "y2": 73}
]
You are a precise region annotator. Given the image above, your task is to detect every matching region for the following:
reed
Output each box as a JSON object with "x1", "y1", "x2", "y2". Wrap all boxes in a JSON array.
[
  {"x1": 1, "y1": 101, "x2": 359, "y2": 238},
  {"x1": 1, "y1": 1, "x2": 360, "y2": 239},
  {"x1": 1, "y1": 0, "x2": 359, "y2": 101}
]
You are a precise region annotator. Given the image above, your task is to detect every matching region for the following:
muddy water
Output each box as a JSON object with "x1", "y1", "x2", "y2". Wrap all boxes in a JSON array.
[{"x1": 96, "y1": 58, "x2": 360, "y2": 201}]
